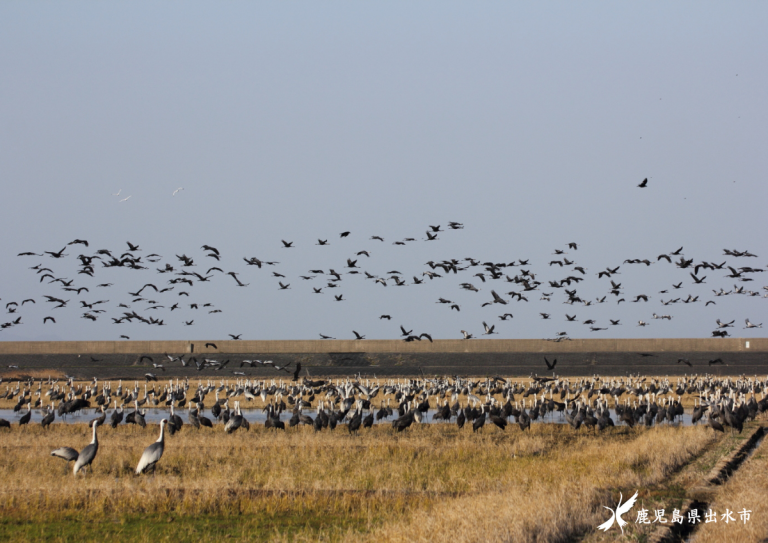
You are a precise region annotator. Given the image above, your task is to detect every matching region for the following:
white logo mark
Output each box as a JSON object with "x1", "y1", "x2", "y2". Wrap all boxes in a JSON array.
[{"x1": 597, "y1": 490, "x2": 639, "y2": 534}]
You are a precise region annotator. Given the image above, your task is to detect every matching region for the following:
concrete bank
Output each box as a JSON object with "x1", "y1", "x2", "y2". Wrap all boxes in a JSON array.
[{"x1": 0, "y1": 338, "x2": 766, "y2": 379}]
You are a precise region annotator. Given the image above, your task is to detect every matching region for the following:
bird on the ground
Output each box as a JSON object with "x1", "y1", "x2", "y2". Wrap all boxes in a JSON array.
[
  {"x1": 136, "y1": 419, "x2": 167, "y2": 475},
  {"x1": 73, "y1": 422, "x2": 99, "y2": 476}
]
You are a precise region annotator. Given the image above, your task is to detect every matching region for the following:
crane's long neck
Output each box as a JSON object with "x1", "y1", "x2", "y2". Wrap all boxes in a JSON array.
[
  {"x1": 157, "y1": 422, "x2": 165, "y2": 443},
  {"x1": 91, "y1": 422, "x2": 98, "y2": 445}
]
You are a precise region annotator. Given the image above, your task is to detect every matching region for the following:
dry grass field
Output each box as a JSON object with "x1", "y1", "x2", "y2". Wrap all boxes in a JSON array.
[
  {"x1": 1, "y1": 376, "x2": 766, "y2": 542},
  {"x1": 1, "y1": 419, "x2": 763, "y2": 542}
]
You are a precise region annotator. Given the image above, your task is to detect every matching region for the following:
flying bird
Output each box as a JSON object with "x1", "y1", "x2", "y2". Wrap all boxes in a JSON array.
[
  {"x1": 637, "y1": 178, "x2": 648, "y2": 188},
  {"x1": 482, "y1": 322, "x2": 497, "y2": 335}
]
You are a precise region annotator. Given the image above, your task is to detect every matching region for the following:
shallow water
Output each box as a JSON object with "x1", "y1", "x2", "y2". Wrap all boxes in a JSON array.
[{"x1": 0, "y1": 407, "x2": 694, "y2": 427}]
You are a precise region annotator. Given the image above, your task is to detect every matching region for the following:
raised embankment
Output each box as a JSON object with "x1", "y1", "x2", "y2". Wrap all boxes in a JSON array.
[
  {"x1": 0, "y1": 338, "x2": 765, "y2": 379},
  {"x1": 0, "y1": 338, "x2": 766, "y2": 379}
]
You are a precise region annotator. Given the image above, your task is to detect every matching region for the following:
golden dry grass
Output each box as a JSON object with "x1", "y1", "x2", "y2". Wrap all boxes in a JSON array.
[
  {"x1": 359, "y1": 424, "x2": 717, "y2": 542},
  {"x1": 0, "y1": 418, "x2": 722, "y2": 542},
  {"x1": 2, "y1": 375, "x2": 763, "y2": 542},
  {"x1": 690, "y1": 434, "x2": 768, "y2": 543}
]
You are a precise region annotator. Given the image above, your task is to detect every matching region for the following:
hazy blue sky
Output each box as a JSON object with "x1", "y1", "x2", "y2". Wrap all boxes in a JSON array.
[{"x1": 1, "y1": 2, "x2": 766, "y2": 342}]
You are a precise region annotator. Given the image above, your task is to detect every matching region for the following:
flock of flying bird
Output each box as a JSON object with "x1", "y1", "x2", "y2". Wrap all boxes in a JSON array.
[
  {"x1": 1, "y1": 370, "x2": 766, "y2": 477},
  {"x1": 2, "y1": 222, "x2": 765, "y2": 343}
]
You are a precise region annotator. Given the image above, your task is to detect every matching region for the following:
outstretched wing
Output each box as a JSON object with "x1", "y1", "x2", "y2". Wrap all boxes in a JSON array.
[
  {"x1": 615, "y1": 490, "x2": 639, "y2": 528},
  {"x1": 597, "y1": 507, "x2": 615, "y2": 532}
]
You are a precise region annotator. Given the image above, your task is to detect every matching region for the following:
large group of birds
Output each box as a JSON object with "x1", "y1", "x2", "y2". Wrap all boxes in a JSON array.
[
  {"x1": 0, "y1": 370, "x2": 766, "y2": 476},
  {"x1": 1, "y1": 201, "x2": 765, "y2": 342}
]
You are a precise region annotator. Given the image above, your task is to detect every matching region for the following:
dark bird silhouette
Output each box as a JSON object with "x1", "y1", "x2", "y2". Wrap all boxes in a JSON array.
[
  {"x1": 544, "y1": 357, "x2": 557, "y2": 370},
  {"x1": 638, "y1": 178, "x2": 648, "y2": 188},
  {"x1": 490, "y1": 290, "x2": 507, "y2": 305},
  {"x1": 227, "y1": 272, "x2": 249, "y2": 287},
  {"x1": 690, "y1": 273, "x2": 707, "y2": 284},
  {"x1": 206, "y1": 343, "x2": 217, "y2": 349}
]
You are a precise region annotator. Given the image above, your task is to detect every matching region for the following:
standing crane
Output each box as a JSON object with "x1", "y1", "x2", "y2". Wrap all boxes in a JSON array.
[{"x1": 136, "y1": 419, "x2": 167, "y2": 475}]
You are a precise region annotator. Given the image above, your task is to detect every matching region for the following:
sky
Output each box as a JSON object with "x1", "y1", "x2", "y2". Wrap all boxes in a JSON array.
[{"x1": 0, "y1": 1, "x2": 766, "y2": 342}]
